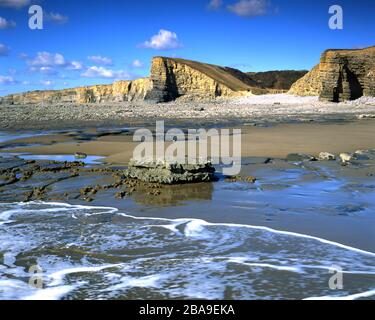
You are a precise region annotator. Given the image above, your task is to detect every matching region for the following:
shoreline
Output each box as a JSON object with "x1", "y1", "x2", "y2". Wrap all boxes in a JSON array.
[
  {"x1": 1, "y1": 152, "x2": 375, "y2": 253},
  {"x1": 2, "y1": 119, "x2": 375, "y2": 165},
  {"x1": 1, "y1": 94, "x2": 375, "y2": 131}
]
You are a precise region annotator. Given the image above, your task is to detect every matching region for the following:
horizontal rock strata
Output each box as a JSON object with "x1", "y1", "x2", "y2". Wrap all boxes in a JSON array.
[
  {"x1": 289, "y1": 46, "x2": 375, "y2": 102},
  {"x1": 1, "y1": 57, "x2": 271, "y2": 105},
  {"x1": 123, "y1": 158, "x2": 216, "y2": 184}
]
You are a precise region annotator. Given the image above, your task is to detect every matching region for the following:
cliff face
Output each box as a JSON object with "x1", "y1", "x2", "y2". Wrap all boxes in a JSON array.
[
  {"x1": 148, "y1": 57, "x2": 257, "y2": 101},
  {"x1": 320, "y1": 47, "x2": 375, "y2": 101},
  {"x1": 289, "y1": 46, "x2": 375, "y2": 102},
  {"x1": 1, "y1": 57, "x2": 261, "y2": 105},
  {"x1": 288, "y1": 65, "x2": 322, "y2": 96},
  {"x1": 1, "y1": 78, "x2": 152, "y2": 105}
]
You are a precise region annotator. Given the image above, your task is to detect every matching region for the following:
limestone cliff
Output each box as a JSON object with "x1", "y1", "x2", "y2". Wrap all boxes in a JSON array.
[
  {"x1": 147, "y1": 57, "x2": 270, "y2": 102},
  {"x1": 288, "y1": 65, "x2": 322, "y2": 96},
  {"x1": 0, "y1": 78, "x2": 152, "y2": 105},
  {"x1": 289, "y1": 46, "x2": 375, "y2": 102},
  {"x1": 1, "y1": 57, "x2": 263, "y2": 105}
]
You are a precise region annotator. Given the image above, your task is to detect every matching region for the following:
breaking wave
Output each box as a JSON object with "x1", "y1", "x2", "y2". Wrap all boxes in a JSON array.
[{"x1": 0, "y1": 202, "x2": 374, "y2": 300}]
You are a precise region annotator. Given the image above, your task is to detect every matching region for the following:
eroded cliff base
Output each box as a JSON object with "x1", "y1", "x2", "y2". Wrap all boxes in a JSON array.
[{"x1": 289, "y1": 46, "x2": 375, "y2": 102}]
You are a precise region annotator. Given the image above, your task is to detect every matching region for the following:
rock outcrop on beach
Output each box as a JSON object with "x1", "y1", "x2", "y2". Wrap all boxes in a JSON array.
[
  {"x1": 124, "y1": 158, "x2": 216, "y2": 184},
  {"x1": 1, "y1": 57, "x2": 273, "y2": 105},
  {"x1": 289, "y1": 46, "x2": 375, "y2": 102}
]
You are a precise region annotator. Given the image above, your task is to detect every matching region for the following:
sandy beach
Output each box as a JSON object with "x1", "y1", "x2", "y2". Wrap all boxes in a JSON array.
[{"x1": 2, "y1": 118, "x2": 375, "y2": 165}]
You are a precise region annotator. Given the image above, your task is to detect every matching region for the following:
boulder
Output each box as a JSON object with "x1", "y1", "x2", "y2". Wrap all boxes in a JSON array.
[
  {"x1": 340, "y1": 153, "x2": 354, "y2": 163},
  {"x1": 75, "y1": 152, "x2": 88, "y2": 159},
  {"x1": 319, "y1": 152, "x2": 336, "y2": 161},
  {"x1": 123, "y1": 158, "x2": 216, "y2": 184}
]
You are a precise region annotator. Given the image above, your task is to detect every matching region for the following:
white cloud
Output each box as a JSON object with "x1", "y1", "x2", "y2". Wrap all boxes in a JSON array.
[
  {"x1": 81, "y1": 66, "x2": 130, "y2": 79},
  {"x1": 0, "y1": 0, "x2": 30, "y2": 8},
  {"x1": 0, "y1": 17, "x2": 16, "y2": 29},
  {"x1": 67, "y1": 61, "x2": 83, "y2": 70},
  {"x1": 27, "y1": 52, "x2": 83, "y2": 74},
  {"x1": 140, "y1": 29, "x2": 182, "y2": 50},
  {"x1": 29, "y1": 66, "x2": 58, "y2": 75},
  {"x1": 228, "y1": 0, "x2": 268, "y2": 17},
  {"x1": 87, "y1": 55, "x2": 113, "y2": 65},
  {"x1": 28, "y1": 52, "x2": 66, "y2": 67},
  {"x1": 0, "y1": 75, "x2": 16, "y2": 85},
  {"x1": 0, "y1": 43, "x2": 10, "y2": 56},
  {"x1": 207, "y1": 0, "x2": 223, "y2": 10},
  {"x1": 131, "y1": 59, "x2": 144, "y2": 68},
  {"x1": 45, "y1": 12, "x2": 69, "y2": 24}
]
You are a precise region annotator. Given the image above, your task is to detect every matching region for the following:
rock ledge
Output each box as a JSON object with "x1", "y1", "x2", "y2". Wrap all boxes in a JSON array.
[{"x1": 123, "y1": 158, "x2": 216, "y2": 184}]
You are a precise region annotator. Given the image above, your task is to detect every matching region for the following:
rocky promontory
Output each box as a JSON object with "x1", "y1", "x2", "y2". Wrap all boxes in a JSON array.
[
  {"x1": 0, "y1": 57, "x2": 274, "y2": 105},
  {"x1": 289, "y1": 46, "x2": 375, "y2": 102}
]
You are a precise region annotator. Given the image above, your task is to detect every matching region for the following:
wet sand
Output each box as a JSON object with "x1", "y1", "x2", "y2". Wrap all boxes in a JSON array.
[{"x1": 3, "y1": 120, "x2": 375, "y2": 165}]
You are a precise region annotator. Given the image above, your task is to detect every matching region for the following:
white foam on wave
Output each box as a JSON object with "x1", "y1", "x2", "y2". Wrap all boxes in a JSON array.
[
  {"x1": 2, "y1": 201, "x2": 375, "y2": 300},
  {"x1": 104, "y1": 274, "x2": 162, "y2": 293},
  {"x1": 0, "y1": 209, "x2": 19, "y2": 221},
  {"x1": 0, "y1": 278, "x2": 76, "y2": 301},
  {"x1": 184, "y1": 219, "x2": 212, "y2": 239},
  {"x1": 116, "y1": 211, "x2": 375, "y2": 258},
  {"x1": 11, "y1": 201, "x2": 375, "y2": 258},
  {"x1": 21, "y1": 264, "x2": 124, "y2": 300},
  {"x1": 227, "y1": 257, "x2": 303, "y2": 273},
  {"x1": 0, "y1": 220, "x2": 14, "y2": 226},
  {"x1": 304, "y1": 289, "x2": 375, "y2": 301},
  {"x1": 1, "y1": 201, "x2": 118, "y2": 220},
  {"x1": 226, "y1": 257, "x2": 375, "y2": 275},
  {"x1": 47, "y1": 264, "x2": 124, "y2": 286},
  {"x1": 0, "y1": 279, "x2": 25, "y2": 290},
  {"x1": 23, "y1": 285, "x2": 78, "y2": 301}
]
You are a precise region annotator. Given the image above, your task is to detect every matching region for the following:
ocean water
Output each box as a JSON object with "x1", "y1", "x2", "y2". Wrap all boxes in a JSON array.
[
  {"x1": 0, "y1": 132, "x2": 49, "y2": 144},
  {"x1": 18, "y1": 154, "x2": 104, "y2": 165},
  {"x1": 0, "y1": 202, "x2": 375, "y2": 300}
]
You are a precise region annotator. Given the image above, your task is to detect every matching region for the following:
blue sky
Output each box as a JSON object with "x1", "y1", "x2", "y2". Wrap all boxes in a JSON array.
[{"x1": 0, "y1": 0, "x2": 374, "y2": 96}]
